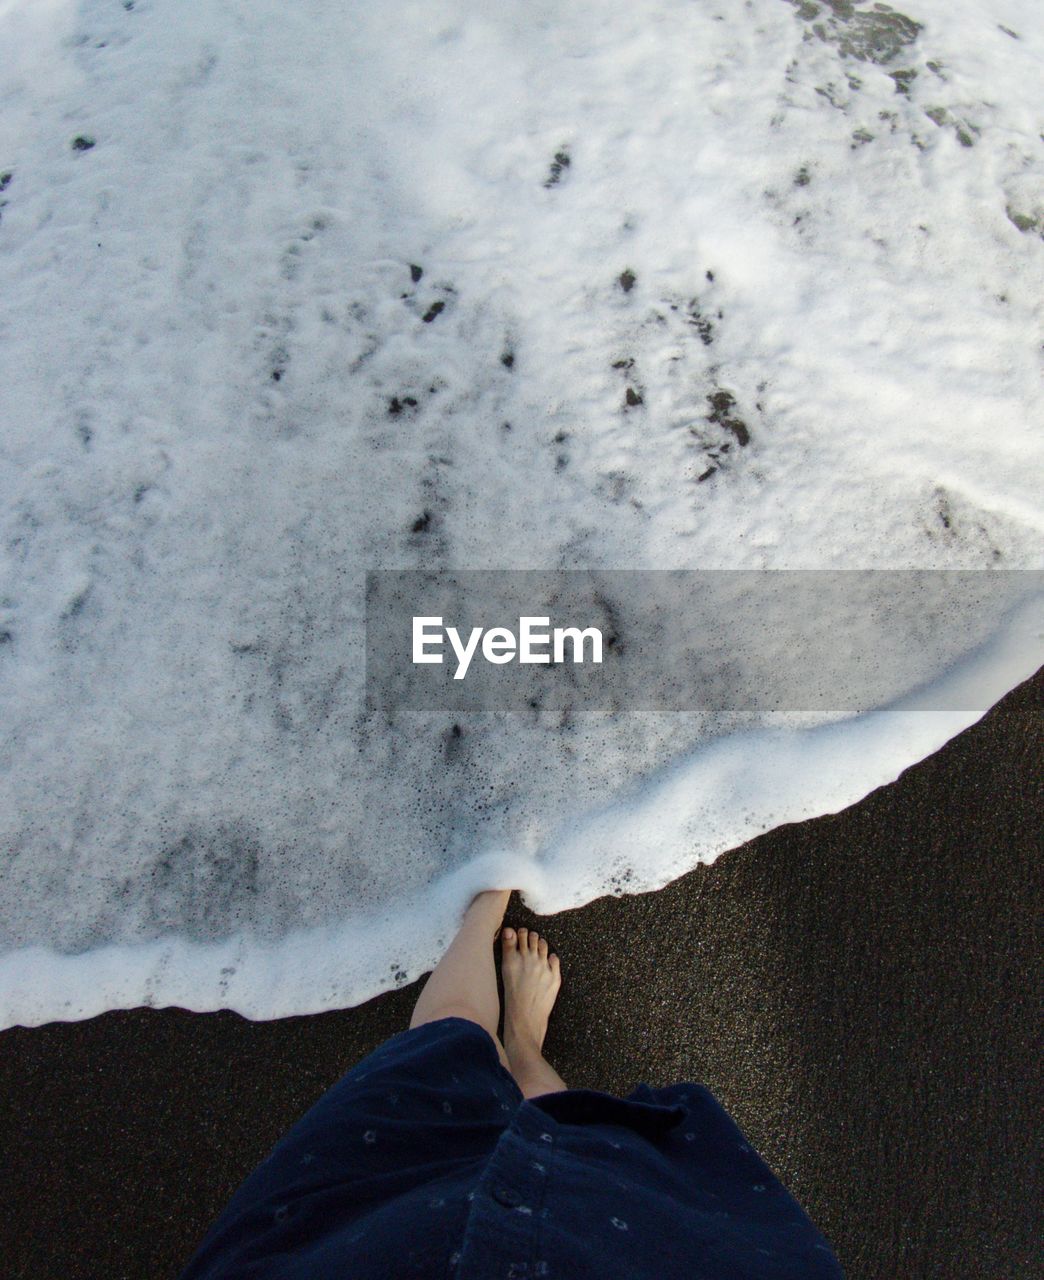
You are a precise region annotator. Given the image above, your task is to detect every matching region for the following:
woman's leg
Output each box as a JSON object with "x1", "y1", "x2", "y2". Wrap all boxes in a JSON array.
[
  {"x1": 500, "y1": 926, "x2": 567, "y2": 1099},
  {"x1": 409, "y1": 889, "x2": 514, "y2": 1071}
]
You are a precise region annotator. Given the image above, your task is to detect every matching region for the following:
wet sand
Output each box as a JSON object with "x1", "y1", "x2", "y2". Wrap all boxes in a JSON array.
[{"x1": 1, "y1": 667, "x2": 1040, "y2": 1279}]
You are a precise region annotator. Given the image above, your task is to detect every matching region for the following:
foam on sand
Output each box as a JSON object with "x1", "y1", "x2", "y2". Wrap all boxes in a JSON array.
[{"x1": 0, "y1": 0, "x2": 1041, "y2": 1028}]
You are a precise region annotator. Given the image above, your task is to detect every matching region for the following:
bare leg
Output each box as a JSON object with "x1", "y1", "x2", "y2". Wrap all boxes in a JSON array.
[
  {"x1": 409, "y1": 889, "x2": 513, "y2": 1071},
  {"x1": 501, "y1": 926, "x2": 567, "y2": 1099}
]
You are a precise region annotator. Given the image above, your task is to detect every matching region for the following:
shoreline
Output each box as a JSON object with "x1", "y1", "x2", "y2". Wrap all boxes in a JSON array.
[{"x1": 1, "y1": 665, "x2": 1040, "y2": 1279}]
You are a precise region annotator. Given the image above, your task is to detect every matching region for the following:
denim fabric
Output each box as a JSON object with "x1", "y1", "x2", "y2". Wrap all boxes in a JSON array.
[{"x1": 180, "y1": 1017, "x2": 843, "y2": 1279}]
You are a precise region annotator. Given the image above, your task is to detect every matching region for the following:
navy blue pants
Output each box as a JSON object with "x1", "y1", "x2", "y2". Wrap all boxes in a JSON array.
[{"x1": 180, "y1": 1016, "x2": 844, "y2": 1278}]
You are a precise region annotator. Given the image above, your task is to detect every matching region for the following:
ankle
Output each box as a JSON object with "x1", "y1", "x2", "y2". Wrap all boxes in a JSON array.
[
  {"x1": 503, "y1": 1024, "x2": 545, "y2": 1060},
  {"x1": 465, "y1": 889, "x2": 511, "y2": 932}
]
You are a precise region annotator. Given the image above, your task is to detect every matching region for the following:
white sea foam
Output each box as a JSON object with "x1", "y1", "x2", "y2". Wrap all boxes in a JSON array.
[{"x1": 0, "y1": 0, "x2": 1041, "y2": 1028}]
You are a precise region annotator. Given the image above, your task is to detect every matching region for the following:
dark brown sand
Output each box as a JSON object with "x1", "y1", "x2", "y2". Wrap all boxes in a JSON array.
[{"x1": 1, "y1": 669, "x2": 1040, "y2": 1280}]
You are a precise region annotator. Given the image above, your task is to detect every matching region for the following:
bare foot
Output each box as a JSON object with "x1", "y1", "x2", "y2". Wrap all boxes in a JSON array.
[{"x1": 501, "y1": 927, "x2": 562, "y2": 1067}]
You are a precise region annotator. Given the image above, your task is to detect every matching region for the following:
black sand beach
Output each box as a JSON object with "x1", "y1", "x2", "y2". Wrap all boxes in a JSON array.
[{"x1": 2, "y1": 668, "x2": 1040, "y2": 1280}]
